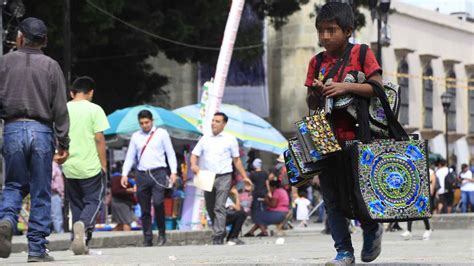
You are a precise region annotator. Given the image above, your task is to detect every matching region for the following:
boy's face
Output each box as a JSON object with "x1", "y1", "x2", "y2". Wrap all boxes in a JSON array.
[{"x1": 317, "y1": 20, "x2": 352, "y2": 55}]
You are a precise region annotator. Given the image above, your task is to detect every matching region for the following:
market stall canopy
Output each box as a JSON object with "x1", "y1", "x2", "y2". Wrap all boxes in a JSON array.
[
  {"x1": 174, "y1": 104, "x2": 287, "y2": 155},
  {"x1": 105, "y1": 105, "x2": 202, "y2": 141}
]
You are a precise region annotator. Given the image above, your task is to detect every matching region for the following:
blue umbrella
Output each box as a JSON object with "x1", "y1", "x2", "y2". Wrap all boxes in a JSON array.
[
  {"x1": 173, "y1": 104, "x2": 287, "y2": 154},
  {"x1": 105, "y1": 105, "x2": 201, "y2": 140}
]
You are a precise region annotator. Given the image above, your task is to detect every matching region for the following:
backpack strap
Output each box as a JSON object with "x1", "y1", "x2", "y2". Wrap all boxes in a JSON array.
[
  {"x1": 359, "y1": 44, "x2": 368, "y2": 73},
  {"x1": 314, "y1": 51, "x2": 324, "y2": 82},
  {"x1": 364, "y1": 79, "x2": 409, "y2": 141}
]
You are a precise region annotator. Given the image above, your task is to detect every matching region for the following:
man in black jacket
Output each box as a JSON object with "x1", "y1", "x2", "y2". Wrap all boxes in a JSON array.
[{"x1": 0, "y1": 17, "x2": 69, "y2": 263}]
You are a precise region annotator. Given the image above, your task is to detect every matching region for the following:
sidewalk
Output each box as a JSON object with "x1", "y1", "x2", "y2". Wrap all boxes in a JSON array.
[{"x1": 10, "y1": 213, "x2": 473, "y2": 253}]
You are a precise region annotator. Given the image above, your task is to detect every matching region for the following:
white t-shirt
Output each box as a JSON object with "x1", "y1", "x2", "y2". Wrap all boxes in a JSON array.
[
  {"x1": 192, "y1": 132, "x2": 239, "y2": 174},
  {"x1": 435, "y1": 166, "x2": 449, "y2": 195},
  {"x1": 294, "y1": 197, "x2": 311, "y2": 221},
  {"x1": 460, "y1": 170, "x2": 474, "y2": 192}
]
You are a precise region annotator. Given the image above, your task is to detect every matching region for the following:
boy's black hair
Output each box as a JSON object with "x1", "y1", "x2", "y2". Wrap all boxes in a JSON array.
[
  {"x1": 316, "y1": 2, "x2": 354, "y2": 32},
  {"x1": 214, "y1": 112, "x2": 229, "y2": 123},
  {"x1": 138, "y1": 110, "x2": 153, "y2": 120},
  {"x1": 71, "y1": 76, "x2": 95, "y2": 94}
]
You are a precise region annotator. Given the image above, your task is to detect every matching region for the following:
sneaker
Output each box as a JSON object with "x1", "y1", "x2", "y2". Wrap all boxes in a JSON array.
[
  {"x1": 71, "y1": 221, "x2": 86, "y2": 255},
  {"x1": 0, "y1": 219, "x2": 13, "y2": 258},
  {"x1": 401, "y1": 230, "x2": 412, "y2": 239},
  {"x1": 27, "y1": 250, "x2": 55, "y2": 263},
  {"x1": 227, "y1": 238, "x2": 245, "y2": 246},
  {"x1": 361, "y1": 223, "x2": 383, "y2": 263},
  {"x1": 422, "y1": 229, "x2": 432, "y2": 240},
  {"x1": 325, "y1": 251, "x2": 355, "y2": 266}
]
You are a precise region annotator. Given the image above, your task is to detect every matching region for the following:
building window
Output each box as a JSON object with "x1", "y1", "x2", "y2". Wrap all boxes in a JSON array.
[
  {"x1": 423, "y1": 65, "x2": 433, "y2": 129},
  {"x1": 397, "y1": 59, "x2": 409, "y2": 125},
  {"x1": 446, "y1": 69, "x2": 456, "y2": 131},
  {"x1": 469, "y1": 74, "x2": 474, "y2": 134}
]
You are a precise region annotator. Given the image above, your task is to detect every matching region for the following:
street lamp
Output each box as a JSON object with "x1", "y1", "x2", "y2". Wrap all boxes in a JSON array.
[
  {"x1": 368, "y1": 0, "x2": 391, "y2": 67},
  {"x1": 441, "y1": 92, "x2": 453, "y2": 167}
]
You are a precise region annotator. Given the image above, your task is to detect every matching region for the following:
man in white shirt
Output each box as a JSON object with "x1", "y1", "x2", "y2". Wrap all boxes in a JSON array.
[
  {"x1": 121, "y1": 110, "x2": 177, "y2": 247},
  {"x1": 435, "y1": 159, "x2": 451, "y2": 214},
  {"x1": 190, "y1": 112, "x2": 252, "y2": 245},
  {"x1": 460, "y1": 164, "x2": 474, "y2": 213}
]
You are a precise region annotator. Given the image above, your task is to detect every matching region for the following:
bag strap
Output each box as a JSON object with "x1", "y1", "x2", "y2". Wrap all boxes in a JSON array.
[
  {"x1": 309, "y1": 43, "x2": 354, "y2": 116},
  {"x1": 359, "y1": 44, "x2": 368, "y2": 73},
  {"x1": 138, "y1": 129, "x2": 157, "y2": 163},
  {"x1": 364, "y1": 80, "x2": 409, "y2": 141}
]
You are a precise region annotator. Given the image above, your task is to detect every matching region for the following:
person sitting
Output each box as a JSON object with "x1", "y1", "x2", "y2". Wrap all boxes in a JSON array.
[
  {"x1": 225, "y1": 185, "x2": 247, "y2": 245},
  {"x1": 244, "y1": 177, "x2": 289, "y2": 237}
]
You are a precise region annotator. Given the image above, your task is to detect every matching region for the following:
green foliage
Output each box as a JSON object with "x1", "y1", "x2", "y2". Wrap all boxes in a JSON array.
[{"x1": 14, "y1": 0, "x2": 308, "y2": 113}]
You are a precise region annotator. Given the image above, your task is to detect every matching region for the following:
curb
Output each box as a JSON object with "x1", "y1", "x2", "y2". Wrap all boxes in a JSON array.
[{"x1": 12, "y1": 230, "x2": 213, "y2": 253}]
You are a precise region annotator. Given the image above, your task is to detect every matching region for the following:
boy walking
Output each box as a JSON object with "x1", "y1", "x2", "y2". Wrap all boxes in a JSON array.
[
  {"x1": 62, "y1": 76, "x2": 109, "y2": 255},
  {"x1": 305, "y1": 2, "x2": 384, "y2": 265}
]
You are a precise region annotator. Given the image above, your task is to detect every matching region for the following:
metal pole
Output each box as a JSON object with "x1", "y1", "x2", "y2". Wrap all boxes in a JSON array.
[
  {"x1": 376, "y1": 12, "x2": 382, "y2": 67},
  {"x1": 203, "y1": 0, "x2": 245, "y2": 135},
  {"x1": 445, "y1": 110, "x2": 449, "y2": 167}
]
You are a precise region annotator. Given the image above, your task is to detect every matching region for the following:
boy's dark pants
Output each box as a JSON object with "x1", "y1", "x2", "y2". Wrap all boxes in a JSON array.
[
  {"x1": 319, "y1": 151, "x2": 378, "y2": 254},
  {"x1": 66, "y1": 171, "x2": 106, "y2": 244},
  {"x1": 136, "y1": 168, "x2": 167, "y2": 243}
]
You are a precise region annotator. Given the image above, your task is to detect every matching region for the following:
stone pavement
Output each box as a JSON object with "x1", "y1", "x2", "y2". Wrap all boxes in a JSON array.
[
  {"x1": 2, "y1": 216, "x2": 473, "y2": 265},
  {"x1": 9, "y1": 213, "x2": 474, "y2": 254}
]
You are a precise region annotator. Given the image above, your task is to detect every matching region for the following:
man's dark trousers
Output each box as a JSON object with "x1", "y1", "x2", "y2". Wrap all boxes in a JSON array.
[
  {"x1": 204, "y1": 173, "x2": 232, "y2": 240},
  {"x1": 0, "y1": 121, "x2": 54, "y2": 256},
  {"x1": 65, "y1": 171, "x2": 106, "y2": 244},
  {"x1": 136, "y1": 168, "x2": 168, "y2": 243}
]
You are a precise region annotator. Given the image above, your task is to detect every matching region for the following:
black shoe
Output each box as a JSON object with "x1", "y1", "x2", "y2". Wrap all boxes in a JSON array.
[
  {"x1": 27, "y1": 251, "x2": 55, "y2": 263},
  {"x1": 0, "y1": 219, "x2": 13, "y2": 258},
  {"x1": 212, "y1": 236, "x2": 224, "y2": 245},
  {"x1": 144, "y1": 239, "x2": 153, "y2": 247},
  {"x1": 227, "y1": 238, "x2": 245, "y2": 245},
  {"x1": 157, "y1": 234, "x2": 167, "y2": 246},
  {"x1": 361, "y1": 224, "x2": 383, "y2": 263}
]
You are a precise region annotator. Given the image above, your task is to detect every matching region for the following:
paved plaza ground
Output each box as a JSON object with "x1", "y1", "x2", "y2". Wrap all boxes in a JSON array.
[{"x1": 2, "y1": 223, "x2": 473, "y2": 265}]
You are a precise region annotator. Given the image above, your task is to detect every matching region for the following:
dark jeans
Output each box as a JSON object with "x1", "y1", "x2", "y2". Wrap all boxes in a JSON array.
[
  {"x1": 204, "y1": 173, "x2": 232, "y2": 238},
  {"x1": 319, "y1": 151, "x2": 378, "y2": 254},
  {"x1": 136, "y1": 168, "x2": 168, "y2": 241},
  {"x1": 0, "y1": 121, "x2": 54, "y2": 256},
  {"x1": 225, "y1": 209, "x2": 246, "y2": 240},
  {"x1": 254, "y1": 210, "x2": 287, "y2": 226},
  {"x1": 65, "y1": 171, "x2": 106, "y2": 244}
]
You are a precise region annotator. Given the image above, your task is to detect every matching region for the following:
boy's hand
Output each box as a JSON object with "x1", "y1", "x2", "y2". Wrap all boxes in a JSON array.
[
  {"x1": 312, "y1": 78, "x2": 324, "y2": 89},
  {"x1": 322, "y1": 82, "x2": 350, "y2": 97}
]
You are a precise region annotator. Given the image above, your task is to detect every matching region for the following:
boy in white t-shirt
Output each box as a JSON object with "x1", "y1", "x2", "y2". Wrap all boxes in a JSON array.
[
  {"x1": 460, "y1": 164, "x2": 474, "y2": 213},
  {"x1": 294, "y1": 190, "x2": 311, "y2": 227}
]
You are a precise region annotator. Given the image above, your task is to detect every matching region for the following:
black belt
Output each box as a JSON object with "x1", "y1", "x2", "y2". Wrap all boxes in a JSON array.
[
  {"x1": 215, "y1": 172, "x2": 232, "y2": 178},
  {"x1": 4, "y1": 117, "x2": 36, "y2": 123},
  {"x1": 137, "y1": 167, "x2": 167, "y2": 174}
]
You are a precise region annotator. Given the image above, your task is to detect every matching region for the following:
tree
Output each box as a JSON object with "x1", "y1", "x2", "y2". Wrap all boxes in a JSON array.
[{"x1": 6, "y1": 0, "x2": 309, "y2": 113}]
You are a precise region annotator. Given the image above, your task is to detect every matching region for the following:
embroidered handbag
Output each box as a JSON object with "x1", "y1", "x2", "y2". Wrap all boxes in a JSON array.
[
  {"x1": 345, "y1": 81, "x2": 431, "y2": 222},
  {"x1": 299, "y1": 109, "x2": 342, "y2": 157},
  {"x1": 284, "y1": 138, "x2": 326, "y2": 187}
]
